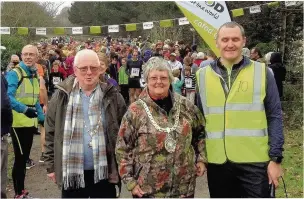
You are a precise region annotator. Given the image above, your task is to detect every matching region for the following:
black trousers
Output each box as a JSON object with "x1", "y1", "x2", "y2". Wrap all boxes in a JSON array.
[
  {"x1": 62, "y1": 170, "x2": 116, "y2": 198},
  {"x1": 10, "y1": 127, "x2": 35, "y2": 195},
  {"x1": 207, "y1": 161, "x2": 269, "y2": 198},
  {"x1": 120, "y1": 84, "x2": 129, "y2": 105}
]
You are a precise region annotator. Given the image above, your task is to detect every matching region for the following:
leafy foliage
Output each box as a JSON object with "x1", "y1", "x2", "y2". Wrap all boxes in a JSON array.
[{"x1": 0, "y1": 35, "x2": 26, "y2": 70}]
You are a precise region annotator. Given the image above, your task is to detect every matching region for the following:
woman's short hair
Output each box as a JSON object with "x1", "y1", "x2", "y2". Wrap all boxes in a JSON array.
[
  {"x1": 143, "y1": 57, "x2": 174, "y2": 84},
  {"x1": 265, "y1": 52, "x2": 273, "y2": 65}
]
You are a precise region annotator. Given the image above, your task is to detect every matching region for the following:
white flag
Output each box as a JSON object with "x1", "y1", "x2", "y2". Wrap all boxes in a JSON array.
[
  {"x1": 72, "y1": 27, "x2": 83, "y2": 34},
  {"x1": 285, "y1": 1, "x2": 297, "y2": 7},
  {"x1": 108, "y1": 25, "x2": 119, "y2": 33},
  {"x1": 143, "y1": 22, "x2": 154, "y2": 30},
  {"x1": 249, "y1": 5, "x2": 261, "y2": 14},
  {"x1": 36, "y1": 28, "x2": 46, "y2": 35},
  {"x1": 178, "y1": 17, "x2": 190, "y2": 25},
  {"x1": 0, "y1": 27, "x2": 10, "y2": 35}
]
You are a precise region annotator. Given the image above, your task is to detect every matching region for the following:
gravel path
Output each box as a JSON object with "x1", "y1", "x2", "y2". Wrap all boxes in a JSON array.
[{"x1": 7, "y1": 135, "x2": 209, "y2": 198}]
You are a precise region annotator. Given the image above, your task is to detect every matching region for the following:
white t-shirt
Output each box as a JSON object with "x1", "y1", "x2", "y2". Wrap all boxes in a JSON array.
[{"x1": 168, "y1": 60, "x2": 183, "y2": 71}]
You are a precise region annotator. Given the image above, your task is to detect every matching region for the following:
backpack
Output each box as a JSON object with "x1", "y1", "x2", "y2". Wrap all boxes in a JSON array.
[{"x1": 13, "y1": 67, "x2": 38, "y2": 89}]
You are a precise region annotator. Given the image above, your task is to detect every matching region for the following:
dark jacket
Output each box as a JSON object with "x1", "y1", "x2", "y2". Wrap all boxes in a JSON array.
[
  {"x1": 196, "y1": 56, "x2": 284, "y2": 158},
  {"x1": 109, "y1": 63, "x2": 118, "y2": 82},
  {"x1": 44, "y1": 75, "x2": 127, "y2": 188},
  {"x1": 269, "y1": 52, "x2": 286, "y2": 97},
  {"x1": 1, "y1": 75, "x2": 13, "y2": 135}
]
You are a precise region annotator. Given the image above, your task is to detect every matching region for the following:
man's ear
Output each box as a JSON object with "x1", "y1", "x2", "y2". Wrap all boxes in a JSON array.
[{"x1": 243, "y1": 37, "x2": 247, "y2": 47}]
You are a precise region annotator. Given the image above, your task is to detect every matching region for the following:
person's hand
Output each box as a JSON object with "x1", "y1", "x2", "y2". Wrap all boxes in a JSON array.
[
  {"x1": 267, "y1": 161, "x2": 283, "y2": 188},
  {"x1": 131, "y1": 185, "x2": 145, "y2": 198},
  {"x1": 24, "y1": 108, "x2": 37, "y2": 118},
  {"x1": 43, "y1": 105, "x2": 48, "y2": 114},
  {"x1": 196, "y1": 162, "x2": 207, "y2": 177},
  {"x1": 47, "y1": 172, "x2": 56, "y2": 183}
]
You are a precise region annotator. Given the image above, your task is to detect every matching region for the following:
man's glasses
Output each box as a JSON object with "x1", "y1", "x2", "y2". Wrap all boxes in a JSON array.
[{"x1": 76, "y1": 66, "x2": 100, "y2": 73}]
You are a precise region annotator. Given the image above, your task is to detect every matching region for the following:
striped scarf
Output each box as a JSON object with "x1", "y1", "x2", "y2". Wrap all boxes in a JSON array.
[{"x1": 62, "y1": 80, "x2": 108, "y2": 190}]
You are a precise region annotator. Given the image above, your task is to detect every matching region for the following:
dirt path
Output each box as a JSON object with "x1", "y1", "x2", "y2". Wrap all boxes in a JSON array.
[{"x1": 7, "y1": 135, "x2": 209, "y2": 198}]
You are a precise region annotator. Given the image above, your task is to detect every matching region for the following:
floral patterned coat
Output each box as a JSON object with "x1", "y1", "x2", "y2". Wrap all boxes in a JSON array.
[{"x1": 115, "y1": 88, "x2": 206, "y2": 198}]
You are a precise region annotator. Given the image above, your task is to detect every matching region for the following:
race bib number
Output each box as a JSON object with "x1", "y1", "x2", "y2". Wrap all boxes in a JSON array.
[
  {"x1": 53, "y1": 77, "x2": 61, "y2": 85},
  {"x1": 131, "y1": 68, "x2": 140, "y2": 77},
  {"x1": 185, "y1": 78, "x2": 192, "y2": 88}
]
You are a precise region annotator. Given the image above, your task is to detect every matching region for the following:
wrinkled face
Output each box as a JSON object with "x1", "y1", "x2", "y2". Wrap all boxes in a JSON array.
[
  {"x1": 21, "y1": 46, "x2": 38, "y2": 67},
  {"x1": 74, "y1": 54, "x2": 102, "y2": 88},
  {"x1": 147, "y1": 69, "x2": 170, "y2": 98},
  {"x1": 216, "y1": 26, "x2": 246, "y2": 62}
]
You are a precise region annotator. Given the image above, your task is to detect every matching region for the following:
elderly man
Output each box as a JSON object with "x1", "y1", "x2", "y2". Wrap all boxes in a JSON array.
[
  {"x1": 196, "y1": 22, "x2": 284, "y2": 197},
  {"x1": 6, "y1": 54, "x2": 20, "y2": 72},
  {"x1": 6, "y1": 45, "x2": 45, "y2": 198},
  {"x1": 44, "y1": 49, "x2": 126, "y2": 198}
]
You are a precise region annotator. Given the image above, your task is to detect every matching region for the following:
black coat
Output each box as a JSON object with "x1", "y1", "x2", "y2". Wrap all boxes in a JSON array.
[
  {"x1": 1, "y1": 74, "x2": 13, "y2": 135},
  {"x1": 269, "y1": 52, "x2": 286, "y2": 97}
]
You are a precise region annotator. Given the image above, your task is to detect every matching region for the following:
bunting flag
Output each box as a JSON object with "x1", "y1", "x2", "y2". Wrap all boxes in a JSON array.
[
  {"x1": 3, "y1": 1, "x2": 288, "y2": 37},
  {"x1": 178, "y1": 17, "x2": 190, "y2": 25},
  {"x1": 231, "y1": 8, "x2": 245, "y2": 17},
  {"x1": 0, "y1": 27, "x2": 10, "y2": 35},
  {"x1": 108, "y1": 25, "x2": 119, "y2": 32},
  {"x1": 285, "y1": 1, "x2": 297, "y2": 7},
  {"x1": 249, "y1": 5, "x2": 261, "y2": 14},
  {"x1": 268, "y1": 1, "x2": 280, "y2": 7},
  {"x1": 36, "y1": 27, "x2": 46, "y2": 35},
  {"x1": 54, "y1": 27, "x2": 65, "y2": 35},
  {"x1": 72, "y1": 27, "x2": 83, "y2": 34},
  {"x1": 17, "y1": 27, "x2": 28, "y2": 35},
  {"x1": 126, "y1": 23, "x2": 137, "y2": 31},
  {"x1": 90, "y1": 26, "x2": 101, "y2": 34},
  {"x1": 160, "y1": 19, "x2": 173, "y2": 28},
  {"x1": 143, "y1": 22, "x2": 153, "y2": 29}
]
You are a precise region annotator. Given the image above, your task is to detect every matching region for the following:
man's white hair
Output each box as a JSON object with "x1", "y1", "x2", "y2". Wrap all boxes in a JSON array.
[
  {"x1": 74, "y1": 49, "x2": 100, "y2": 67},
  {"x1": 22, "y1": 45, "x2": 39, "y2": 55},
  {"x1": 11, "y1": 54, "x2": 20, "y2": 61}
]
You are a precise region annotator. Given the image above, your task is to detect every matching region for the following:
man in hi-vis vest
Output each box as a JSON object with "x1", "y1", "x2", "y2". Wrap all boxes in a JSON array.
[
  {"x1": 196, "y1": 22, "x2": 284, "y2": 198},
  {"x1": 6, "y1": 45, "x2": 45, "y2": 198}
]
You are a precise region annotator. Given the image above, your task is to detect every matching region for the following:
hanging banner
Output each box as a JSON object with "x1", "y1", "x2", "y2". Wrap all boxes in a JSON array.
[
  {"x1": 36, "y1": 28, "x2": 46, "y2": 35},
  {"x1": 90, "y1": 26, "x2": 101, "y2": 34},
  {"x1": 285, "y1": 1, "x2": 297, "y2": 7},
  {"x1": 72, "y1": 27, "x2": 83, "y2": 34},
  {"x1": 178, "y1": 17, "x2": 190, "y2": 25},
  {"x1": 143, "y1": 22, "x2": 153, "y2": 29},
  {"x1": 17, "y1": 27, "x2": 28, "y2": 35},
  {"x1": 232, "y1": 8, "x2": 244, "y2": 17},
  {"x1": 0, "y1": 27, "x2": 10, "y2": 35},
  {"x1": 176, "y1": 1, "x2": 231, "y2": 56},
  {"x1": 126, "y1": 24, "x2": 137, "y2": 31},
  {"x1": 249, "y1": 5, "x2": 261, "y2": 14},
  {"x1": 108, "y1": 25, "x2": 119, "y2": 33},
  {"x1": 54, "y1": 27, "x2": 65, "y2": 35},
  {"x1": 268, "y1": 1, "x2": 280, "y2": 7},
  {"x1": 160, "y1": 19, "x2": 173, "y2": 27}
]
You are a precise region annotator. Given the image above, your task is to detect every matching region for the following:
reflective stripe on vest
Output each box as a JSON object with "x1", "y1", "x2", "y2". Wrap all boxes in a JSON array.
[
  {"x1": 198, "y1": 61, "x2": 269, "y2": 164},
  {"x1": 12, "y1": 67, "x2": 40, "y2": 128}
]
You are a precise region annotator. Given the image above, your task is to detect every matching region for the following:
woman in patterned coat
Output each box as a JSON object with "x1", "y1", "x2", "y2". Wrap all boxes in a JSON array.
[{"x1": 116, "y1": 57, "x2": 207, "y2": 198}]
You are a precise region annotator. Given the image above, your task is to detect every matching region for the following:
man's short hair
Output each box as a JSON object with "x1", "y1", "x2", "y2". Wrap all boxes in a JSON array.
[{"x1": 217, "y1": 21, "x2": 245, "y2": 40}]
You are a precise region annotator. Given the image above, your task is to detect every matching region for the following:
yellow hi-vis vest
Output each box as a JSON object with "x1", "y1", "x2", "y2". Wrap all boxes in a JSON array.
[
  {"x1": 12, "y1": 66, "x2": 40, "y2": 128},
  {"x1": 197, "y1": 61, "x2": 269, "y2": 164}
]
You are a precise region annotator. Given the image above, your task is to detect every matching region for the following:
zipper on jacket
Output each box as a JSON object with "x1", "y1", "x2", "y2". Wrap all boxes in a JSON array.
[{"x1": 211, "y1": 67, "x2": 242, "y2": 164}]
